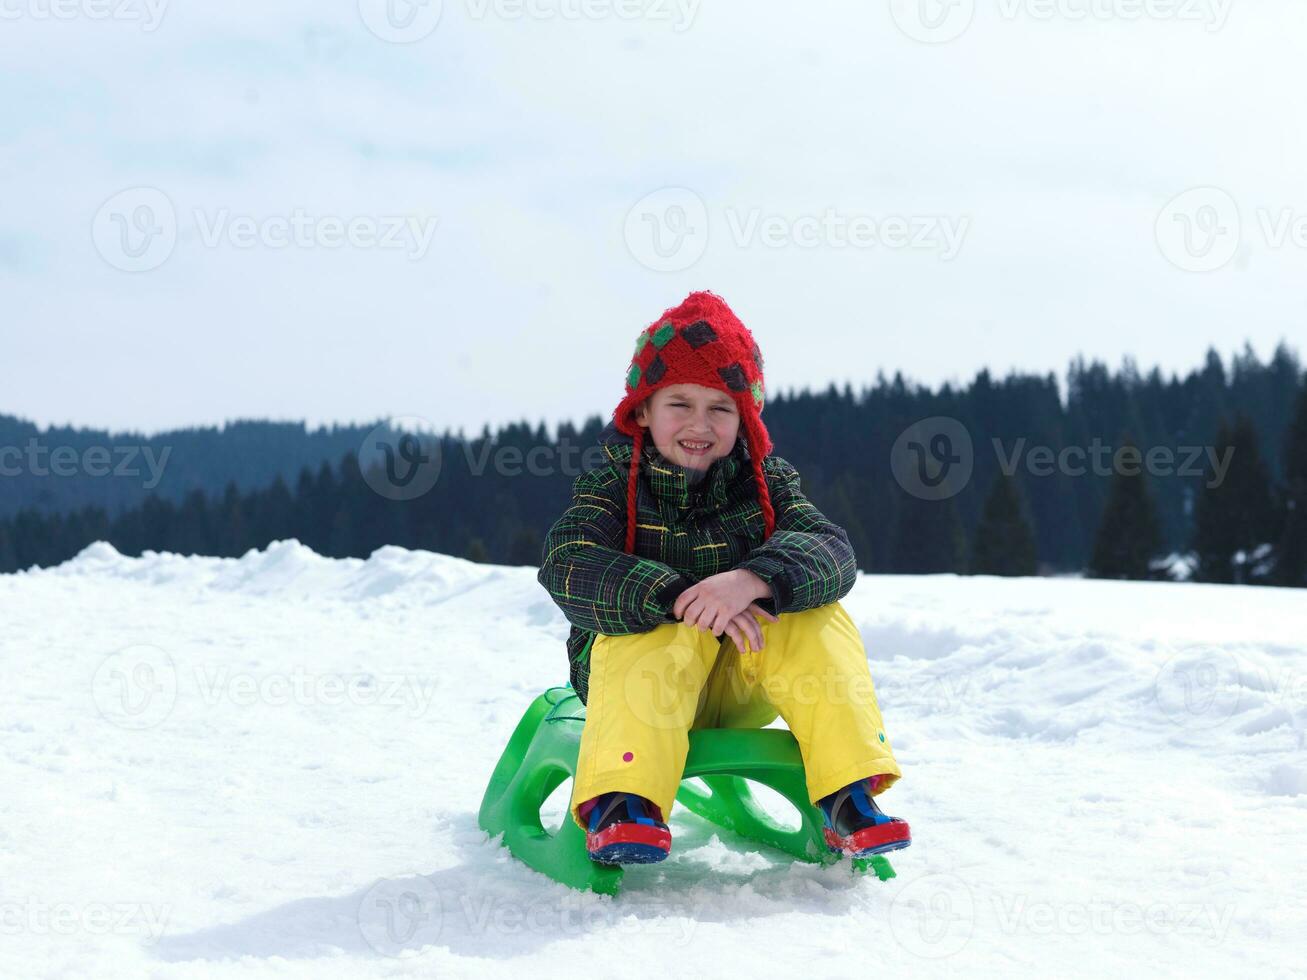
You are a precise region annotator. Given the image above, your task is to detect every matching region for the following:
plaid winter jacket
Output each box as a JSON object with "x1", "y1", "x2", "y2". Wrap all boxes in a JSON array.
[{"x1": 538, "y1": 421, "x2": 858, "y2": 704}]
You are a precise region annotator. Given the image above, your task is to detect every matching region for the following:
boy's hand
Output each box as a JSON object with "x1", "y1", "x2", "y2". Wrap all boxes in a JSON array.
[
  {"x1": 673, "y1": 569, "x2": 779, "y2": 651},
  {"x1": 721, "y1": 608, "x2": 777, "y2": 656}
]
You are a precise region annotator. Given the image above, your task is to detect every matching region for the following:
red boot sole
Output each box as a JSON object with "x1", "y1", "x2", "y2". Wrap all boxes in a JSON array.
[
  {"x1": 587, "y1": 823, "x2": 672, "y2": 864},
  {"x1": 824, "y1": 820, "x2": 911, "y2": 856}
]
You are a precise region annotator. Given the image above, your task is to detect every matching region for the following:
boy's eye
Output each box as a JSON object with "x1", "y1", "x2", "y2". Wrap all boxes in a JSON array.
[{"x1": 668, "y1": 401, "x2": 732, "y2": 412}]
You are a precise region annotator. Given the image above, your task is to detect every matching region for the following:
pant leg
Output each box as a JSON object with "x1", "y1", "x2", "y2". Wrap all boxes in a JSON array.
[
  {"x1": 744, "y1": 600, "x2": 902, "y2": 804},
  {"x1": 568, "y1": 619, "x2": 722, "y2": 830}
]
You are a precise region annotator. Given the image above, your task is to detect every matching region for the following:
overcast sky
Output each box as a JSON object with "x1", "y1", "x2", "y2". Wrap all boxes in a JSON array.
[{"x1": 2, "y1": 0, "x2": 1304, "y2": 437}]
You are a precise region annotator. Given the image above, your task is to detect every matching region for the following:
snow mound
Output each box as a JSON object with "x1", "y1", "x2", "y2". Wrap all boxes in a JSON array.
[
  {"x1": 46, "y1": 538, "x2": 499, "y2": 603},
  {"x1": 1265, "y1": 763, "x2": 1307, "y2": 797}
]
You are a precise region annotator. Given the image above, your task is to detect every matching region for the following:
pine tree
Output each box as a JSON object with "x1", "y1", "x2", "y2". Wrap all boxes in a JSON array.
[
  {"x1": 302, "y1": 462, "x2": 338, "y2": 555},
  {"x1": 255, "y1": 476, "x2": 295, "y2": 548},
  {"x1": 1275, "y1": 382, "x2": 1307, "y2": 587},
  {"x1": 888, "y1": 489, "x2": 966, "y2": 574},
  {"x1": 217, "y1": 482, "x2": 249, "y2": 558},
  {"x1": 1088, "y1": 444, "x2": 1164, "y2": 580},
  {"x1": 69, "y1": 507, "x2": 112, "y2": 560},
  {"x1": 1193, "y1": 414, "x2": 1277, "y2": 584},
  {"x1": 139, "y1": 494, "x2": 175, "y2": 553},
  {"x1": 828, "y1": 473, "x2": 873, "y2": 572},
  {"x1": 174, "y1": 488, "x2": 212, "y2": 556},
  {"x1": 507, "y1": 526, "x2": 542, "y2": 567},
  {"x1": 0, "y1": 523, "x2": 16, "y2": 573},
  {"x1": 1279, "y1": 502, "x2": 1307, "y2": 588},
  {"x1": 971, "y1": 473, "x2": 1037, "y2": 576},
  {"x1": 329, "y1": 453, "x2": 366, "y2": 558}
]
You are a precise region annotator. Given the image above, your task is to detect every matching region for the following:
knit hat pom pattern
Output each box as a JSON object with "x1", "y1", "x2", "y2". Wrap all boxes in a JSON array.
[{"x1": 611, "y1": 290, "x2": 776, "y2": 554}]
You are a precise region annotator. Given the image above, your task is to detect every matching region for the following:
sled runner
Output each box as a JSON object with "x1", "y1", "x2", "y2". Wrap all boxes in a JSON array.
[{"x1": 478, "y1": 687, "x2": 896, "y2": 895}]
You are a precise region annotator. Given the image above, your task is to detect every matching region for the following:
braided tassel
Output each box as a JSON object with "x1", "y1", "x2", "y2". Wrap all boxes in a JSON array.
[
  {"x1": 624, "y1": 426, "x2": 644, "y2": 554},
  {"x1": 742, "y1": 412, "x2": 776, "y2": 541}
]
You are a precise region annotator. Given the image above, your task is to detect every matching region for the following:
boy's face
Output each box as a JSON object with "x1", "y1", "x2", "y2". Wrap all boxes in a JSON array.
[{"x1": 634, "y1": 383, "x2": 741, "y2": 470}]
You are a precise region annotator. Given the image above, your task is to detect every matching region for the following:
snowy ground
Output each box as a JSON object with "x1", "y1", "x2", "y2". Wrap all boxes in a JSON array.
[{"x1": 3, "y1": 541, "x2": 1305, "y2": 978}]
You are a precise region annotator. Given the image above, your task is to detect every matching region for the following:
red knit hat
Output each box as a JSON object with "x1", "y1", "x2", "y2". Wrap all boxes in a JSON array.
[{"x1": 612, "y1": 290, "x2": 775, "y2": 554}]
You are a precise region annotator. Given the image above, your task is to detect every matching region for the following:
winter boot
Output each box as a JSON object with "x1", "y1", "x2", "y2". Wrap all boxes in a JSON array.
[
  {"x1": 818, "y1": 777, "x2": 911, "y2": 857},
  {"x1": 579, "y1": 791, "x2": 672, "y2": 865}
]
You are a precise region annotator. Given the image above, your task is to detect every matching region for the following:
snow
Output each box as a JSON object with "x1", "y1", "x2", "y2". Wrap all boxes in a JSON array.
[{"x1": 3, "y1": 541, "x2": 1305, "y2": 978}]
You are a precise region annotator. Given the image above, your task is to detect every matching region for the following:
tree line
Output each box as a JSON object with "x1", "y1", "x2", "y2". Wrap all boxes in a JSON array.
[{"x1": 1, "y1": 343, "x2": 1304, "y2": 586}]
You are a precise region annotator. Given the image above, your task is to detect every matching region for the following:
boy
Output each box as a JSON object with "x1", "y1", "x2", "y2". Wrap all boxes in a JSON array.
[{"x1": 537, "y1": 290, "x2": 908, "y2": 865}]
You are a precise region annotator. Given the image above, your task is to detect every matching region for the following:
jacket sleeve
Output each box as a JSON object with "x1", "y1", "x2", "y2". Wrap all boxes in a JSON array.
[
  {"x1": 537, "y1": 464, "x2": 694, "y2": 635},
  {"x1": 735, "y1": 456, "x2": 858, "y2": 615}
]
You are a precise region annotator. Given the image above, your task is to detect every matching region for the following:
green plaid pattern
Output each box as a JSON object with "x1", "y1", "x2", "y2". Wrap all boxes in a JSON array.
[{"x1": 537, "y1": 428, "x2": 857, "y2": 703}]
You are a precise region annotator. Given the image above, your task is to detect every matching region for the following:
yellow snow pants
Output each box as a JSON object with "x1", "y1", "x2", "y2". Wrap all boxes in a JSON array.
[{"x1": 569, "y1": 600, "x2": 901, "y2": 831}]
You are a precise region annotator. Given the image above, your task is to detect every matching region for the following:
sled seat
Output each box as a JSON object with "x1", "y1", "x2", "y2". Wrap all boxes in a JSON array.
[{"x1": 477, "y1": 687, "x2": 894, "y2": 895}]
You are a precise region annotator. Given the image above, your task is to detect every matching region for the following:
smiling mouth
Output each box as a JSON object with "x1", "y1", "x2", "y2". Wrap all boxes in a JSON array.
[{"x1": 678, "y1": 440, "x2": 713, "y2": 453}]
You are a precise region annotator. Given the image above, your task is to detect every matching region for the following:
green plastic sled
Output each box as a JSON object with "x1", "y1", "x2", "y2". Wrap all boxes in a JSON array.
[{"x1": 478, "y1": 687, "x2": 895, "y2": 895}]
